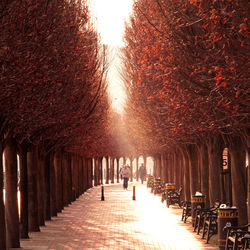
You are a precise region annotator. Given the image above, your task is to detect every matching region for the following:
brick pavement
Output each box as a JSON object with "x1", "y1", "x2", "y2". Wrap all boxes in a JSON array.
[{"x1": 14, "y1": 182, "x2": 219, "y2": 250}]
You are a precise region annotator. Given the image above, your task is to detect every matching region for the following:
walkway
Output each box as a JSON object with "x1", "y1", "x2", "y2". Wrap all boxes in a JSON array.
[{"x1": 15, "y1": 182, "x2": 218, "y2": 250}]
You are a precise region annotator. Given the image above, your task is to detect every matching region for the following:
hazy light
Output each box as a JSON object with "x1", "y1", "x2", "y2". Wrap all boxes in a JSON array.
[
  {"x1": 88, "y1": 0, "x2": 133, "y2": 46},
  {"x1": 88, "y1": 0, "x2": 133, "y2": 113}
]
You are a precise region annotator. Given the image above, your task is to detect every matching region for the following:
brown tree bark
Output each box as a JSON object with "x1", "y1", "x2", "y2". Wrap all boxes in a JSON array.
[
  {"x1": 19, "y1": 144, "x2": 29, "y2": 239},
  {"x1": 50, "y1": 152, "x2": 57, "y2": 217},
  {"x1": 54, "y1": 151, "x2": 63, "y2": 212},
  {"x1": 129, "y1": 157, "x2": 133, "y2": 181},
  {"x1": 105, "y1": 157, "x2": 109, "y2": 184},
  {"x1": 83, "y1": 158, "x2": 88, "y2": 192},
  {"x1": 229, "y1": 136, "x2": 248, "y2": 225},
  {"x1": 37, "y1": 152, "x2": 45, "y2": 226},
  {"x1": 94, "y1": 158, "x2": 99, "y2": 186},
  {"x1": 143, "y1": 155, "x2": 147, "y2": 170},
  {"x1": 67, "y1": 154, "x2": 72, "y2": 203},
  {"x1": 116, "y1": 158, "x2": 119, "y2": 183},
  {"x1": 177, "y1": 148, "x2": 184, "y2": 199},
  {"x1": 153, "y1": 157, "x2": 156, "y2": 177},
  {"x1": 87, "y1": 158, "x2": 93, "y2": 188},
  {"x1": 248, "y1": 142, "x2": 250, "y2": 223},
  {"x1": 186, "y1": 144, "x2": 199, "y2": 196},
  {"x1": 163, "y1": 153, "x2": 169, "y2": 183},
  {"x1": 62, "y1": 153, "x2": 70, "y2": 205},
  {"x1": 71, "y1": 155, "x2": 76, "y2": 201},
  {"x1": 174, "y1": 150, "x2": 181, "y2": 188},
  {"x1": 207, "y1": 135, "x2": 223, "y2": 205},
  {"x1": 79, "y1": 156, "x2": 84, "y2": 193},
  {"x1": 0, "y1": 140, "x2": 6, "y2": 249},
  {"x1": 4, "y1": 138, "x2": 20, "y2": 248},
  {"x1": 44, "y1": 153, "x2": 51, "y2": 220},
  {"x1": 160, "y1": 153, "x2": 167, "y2": 183},
  {"x1": 198, "y1": 143, "x2": 210, "y2": 206},
  {"x1": 136, "y1": 157, "x2": 139, "y2": 181},
  {"x1": 168, "y1": 152, "x2": 174, "y2": 183},
  {"x1": 154, "y1": 154, "x2": 161, "y2": 178},
  {"x1": 110, "y1": 157, "x2": 115, "y2": 183},
  {"x1": 75, "y1": 156, "x2": 79, "y2": 198},
  {"x1": 27, "y1": 146, "x2": 40, "y2": 232},
  {"x1": 181, "y1": 147, "x2": 191, "y2": 202}
]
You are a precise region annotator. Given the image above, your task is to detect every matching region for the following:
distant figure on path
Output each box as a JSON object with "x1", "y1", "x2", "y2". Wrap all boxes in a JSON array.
[
  {"x1": 119, "y1": 165, "x2": 124, "y2": 180},
  {"x1": 139, "y1": 163, "x2": 147, "y2": 184},
  {"x1": 121, "y1": 164, "x2": 131, "y2": 190}
]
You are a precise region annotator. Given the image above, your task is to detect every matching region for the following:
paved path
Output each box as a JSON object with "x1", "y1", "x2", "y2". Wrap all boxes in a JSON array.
[{"x1": 16, "y1": 182, "x2": 218, "y2": 250}]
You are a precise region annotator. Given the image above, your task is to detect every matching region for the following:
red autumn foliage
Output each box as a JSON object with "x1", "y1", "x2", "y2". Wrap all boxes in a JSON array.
[
  {"x1": 121, "y1": 0, "x2": 249, "y2": 155},
  {"x1": 0, "y1": 0, "x2": 109, "y2": 156}
]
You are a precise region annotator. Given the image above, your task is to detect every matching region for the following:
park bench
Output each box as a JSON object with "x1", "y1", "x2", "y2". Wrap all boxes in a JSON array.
[
  {"x1": 165, "y1": 186, "x2": 183, "y2": 208},
  {"x1": 151, "y1": 178, "x2": 164, "y2": 195},
  {"x1": 181, "y1": 201, "x2": 191, "y2": 223},
  {"x1": 193, "y1": 200, "x2": 220, "y2": 235},
  {"x1": 201, "y1": 201, "x2": 221, "y2": 243},
  {"x1": 147, "y1": 175, "x2": 154, "y2": 188},
  {"x1": 161, "y1": 183, "x2": 176, "y2": 203},
  {"x1": 154, "y1": 180, "x2": 164, "y2": 195},
  {"x1": 224, "y1": 223, "x2": 250, "y2": 250}
]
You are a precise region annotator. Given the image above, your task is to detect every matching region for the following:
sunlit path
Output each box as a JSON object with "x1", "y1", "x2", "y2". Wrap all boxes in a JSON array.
[{"x1": 16, "y1": 183, "x2": 218, "y2": 250}]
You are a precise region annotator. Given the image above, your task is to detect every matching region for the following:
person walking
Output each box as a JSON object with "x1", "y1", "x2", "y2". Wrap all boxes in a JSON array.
[
  {"x1": 139, "y1": 163, "x2": 147, "y2": 184},
  {"x1": 121, "y1": 164, "x2": 131, "y2": 190},
  {"x1": 119, "y1": 165, "x2": 124, "y2": 180}
]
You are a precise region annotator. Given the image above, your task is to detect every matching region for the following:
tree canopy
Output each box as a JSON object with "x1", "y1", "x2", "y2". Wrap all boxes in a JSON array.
[{"x1": 121, "y1": 0, "x2": 249, "y2": 155}]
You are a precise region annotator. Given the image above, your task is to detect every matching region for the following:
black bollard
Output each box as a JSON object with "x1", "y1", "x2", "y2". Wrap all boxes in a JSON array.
[
  {"x1": 101, "y1": 185, "x2": 105, "y2": 201},
  {"x1": 132, "y1": 185, "x2": 136, "y2": 200}
]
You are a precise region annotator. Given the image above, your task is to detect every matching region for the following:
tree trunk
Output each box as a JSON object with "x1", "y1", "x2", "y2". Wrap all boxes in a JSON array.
[
  {"x1": 207, "y1": 135, "x2": 223, "y2": 205},
  {"x1": 181, "y1": 147, "x2": 191, "y2": 201},
  {"x1": 186, "y1": 144, "x2": 199, "y2": 196},
  {"x1": 67, "y1": 154, "x2": 72, "y2": 203},
  {"x1": 161, "y1": 153, "x2": 167, "y2": 183},
  {"x1": 155, "y1": 154, "x2": 161, "y2": 178},
  {"x1": 168, "y1": 153, "x2": 174, "y2": 183},
  {"x1": 19, "y1": 145, "x2": 29, "y2": 239},
  {"x1": 87, "y1": 158, "x2": 93, "y2": 188},
  {"x1": 110, "y1": 158, "x2": 114, "y2": 183},
  {"x1": 79, "y1": 156, "x2": 84, "y2": 193},
  {"x1": 27, "y1": 146, "x2": 40, "y2": 232},
  {"x1": 83, "y1": 158, "x2": 88, "y2": 192},
  {"x1": 136, "y1": 157, "x2": 139, "y2": 181},
  {"x1": 37, "y1": 152, "x2": 45, "y2": 226},
  {"x1": 143, "y1": 155, "x2": 147, "y2": 169},
  {"x1": 105, "y1": 157, "x2": 109, "y2": 184},
  {"x1": 44, "y1": 153, "x2": 51, "y2": 220},
  {"x1": 94, "y1": 158, "x2": 99, "y2": 186},
  {"x1": 0, "y1": 140, "x2": 6, "y2": 249},
  {"x1": 153, "y1": 157, "x2": 156, "y2": 177},
  {"x1": 62, "y1": 153, "x2": 70, "y2": 205},
  {"x1": 174, "y1": 150, "x2": 181, "y2": 188},
  {"x1": 4, "y1": 138, "x2": 20, "y2": 248},
  {"x1": 178, "y1": 148, "x2": 184, "y2": 199},
  {"x1": 54, "y1": 151, "x2": 63, "y2": 212},
  {"x1": 229, "y1": 136, "x2": 248, "y2": 225},
  {"x1": 50, "y1": 152, "x2": 57, "y2": 217},
  {"x1": 248, "y1": 142, "x2": 250, "y2": 223},
  {"x1": 198, "y1": 143, "x2": 210, "y2": 206},
  {"x1": 75, "y1": 156, "x2": 79, "y2": 198},
  {"x1": 129, "y1": 157, "x2": 133, "y2": 181},
  {"x1": 116, "y1": 158, "x2": 119, "y2": 183}
]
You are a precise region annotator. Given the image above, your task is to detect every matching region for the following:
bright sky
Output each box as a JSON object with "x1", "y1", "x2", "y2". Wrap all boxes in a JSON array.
[
  {"x1": 88, "y1": 0, "x2": 134, "y2": 46},
  {"x1": 88, "y1": 0, "x2": 134, "y2": 113}
]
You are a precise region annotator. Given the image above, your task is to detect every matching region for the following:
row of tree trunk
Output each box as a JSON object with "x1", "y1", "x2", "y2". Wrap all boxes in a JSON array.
[
  {"x1": 153, "y1": 134, "x2": 249, "y2": 225},
  {"x1": 0, "y1": 139, "x2": 94, "y2": 250}
]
